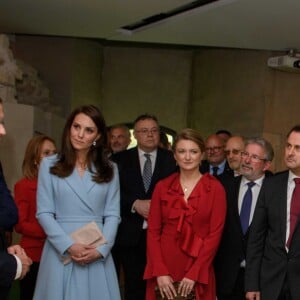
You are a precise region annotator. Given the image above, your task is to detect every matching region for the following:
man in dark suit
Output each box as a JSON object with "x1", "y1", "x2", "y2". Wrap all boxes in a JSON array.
[
  {"x1": 0, "y1": 98, "x2": 32, "y2": 299},
  {"x1": 0, "y1": 99, "x2": 18, "y2": 238},
  {"x1": 112, "y1": 114, "x2": 176, "y2": 300},
  {"x1": 0, "y1": 245, "x2": 32, "y2": 299},
  {"x1": 245, "y1": 125, "x2": 300, "y2": 300},
  {"x1": 215, "y1": 137, "x2": 274, "y2": 300},
  {"x1": 200, "y1": 134, "x2": 232, "y2": 176},
  {"x1": 0, "y1": 161, "x2": 18, "y2": 247}
]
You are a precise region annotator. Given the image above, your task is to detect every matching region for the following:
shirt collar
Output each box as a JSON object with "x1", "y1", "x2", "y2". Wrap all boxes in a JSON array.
[
  {"x1": 210, "y1": 159, "x2": 226, "y2": 172},
  {"x1": 288, "y1": 170, "x2": 300, "y2": 183},
  {"x1": 241, "y1": 174, "x2": 265, "y2": 187},
  {"x1": 137, "y1": 147, "x2": 157, "y2": 158}
]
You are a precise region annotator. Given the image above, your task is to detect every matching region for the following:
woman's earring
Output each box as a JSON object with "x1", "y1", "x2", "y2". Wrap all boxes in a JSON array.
[{"x1": 92, "y1": 140, "x2": 96, "y2": 146}]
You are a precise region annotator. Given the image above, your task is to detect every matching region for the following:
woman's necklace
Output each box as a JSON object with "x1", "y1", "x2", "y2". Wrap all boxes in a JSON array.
[{"x1": 180, "y1": 174, "x2": 201, "y2": 194}]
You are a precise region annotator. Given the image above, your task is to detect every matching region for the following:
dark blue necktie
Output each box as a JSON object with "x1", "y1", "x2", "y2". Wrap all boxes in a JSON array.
[
  {"x1": 212, "y1": 166, "x2": 219, "y2": 177},
  {"x1": 142, "y1": 153, "x2": 152, "y2": 192},
  {"x1": 240, "y1": 181, "x2": 255, "y2": 235}
]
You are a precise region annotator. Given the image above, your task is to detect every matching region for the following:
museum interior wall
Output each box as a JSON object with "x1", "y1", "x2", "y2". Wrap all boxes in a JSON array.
[{"x1": 1, "y1": 33, "x2": 300, "y2": 190}]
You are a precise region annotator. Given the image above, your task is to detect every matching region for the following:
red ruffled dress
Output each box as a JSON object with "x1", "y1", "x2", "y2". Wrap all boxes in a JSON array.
[{"x1": 144, "y1": 172, "x2": 226, "y2": 300}]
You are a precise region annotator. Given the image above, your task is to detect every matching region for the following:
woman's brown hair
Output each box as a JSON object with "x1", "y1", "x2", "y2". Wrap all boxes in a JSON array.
[
  {"x1": 172, "y1": 128, "x2": 205, "y2": 152},
  {"x1": 22, "y1": 135, "x2": 56, "y2": 180},
  {"x1": 50, "y1": 105, "x2": 113, "y2": 183}
]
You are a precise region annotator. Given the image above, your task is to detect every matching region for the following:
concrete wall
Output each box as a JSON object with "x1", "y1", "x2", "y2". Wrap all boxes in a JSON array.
[
  {"x1": 5, "y1": 35, "x2": 300, "y2": 174},
  {"x1": 0, "y1": 103, "x2": 64, "y2": 190},
  {"x1": 12, "y1": 36, "x2": 104, "y2": 115},
  {"x1": 70, "y1": 39, "x2": 104, "y2": 110},
  {"x1": 101, "y1": 46, "x2": 192, "y2": 131}
]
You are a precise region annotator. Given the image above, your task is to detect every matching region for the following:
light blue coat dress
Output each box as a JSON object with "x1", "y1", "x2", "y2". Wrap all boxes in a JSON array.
[{"x1": 33, "y1": 155, "x2": 121, "y2": 300}]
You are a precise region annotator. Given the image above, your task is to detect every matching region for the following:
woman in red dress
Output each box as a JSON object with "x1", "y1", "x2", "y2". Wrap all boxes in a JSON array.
[
  {"x1": 144, "y1": 128, "x2": 226, "y2": 300},
  {"x1": 14, "y1": 135, "x2": 57, "y2": 300}
]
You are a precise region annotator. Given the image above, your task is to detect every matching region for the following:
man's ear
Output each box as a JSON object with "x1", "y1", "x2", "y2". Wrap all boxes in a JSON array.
[{"x1": 263, "y1": 160, "x2": 272, "y2": 172}]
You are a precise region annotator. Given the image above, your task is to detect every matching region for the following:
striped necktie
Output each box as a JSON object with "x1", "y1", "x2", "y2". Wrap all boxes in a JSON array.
[{"x1": 142, "y1": 153, "x2": 152, "y2": 192}]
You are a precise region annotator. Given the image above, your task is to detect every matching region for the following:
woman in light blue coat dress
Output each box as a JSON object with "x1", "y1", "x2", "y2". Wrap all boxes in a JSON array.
[{"x1": 33, "y1": 105, "x2": 121, "y2": 300}]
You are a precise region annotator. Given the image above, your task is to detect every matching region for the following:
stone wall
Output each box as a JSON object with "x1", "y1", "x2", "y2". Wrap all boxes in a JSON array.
[{"x1": 0, "y1": 34, "x2": 22, "y2": 102}]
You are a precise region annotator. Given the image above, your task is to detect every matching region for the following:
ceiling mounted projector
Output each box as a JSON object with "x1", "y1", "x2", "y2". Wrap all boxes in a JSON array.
[{"x1": 268, "y1": 53, "x2": 300, "y2": 73}]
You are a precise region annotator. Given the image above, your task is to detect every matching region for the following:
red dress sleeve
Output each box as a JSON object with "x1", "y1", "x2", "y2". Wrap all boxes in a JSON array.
[{"x1": 144, "y1": 178, "x2": 170, "y2": 279}]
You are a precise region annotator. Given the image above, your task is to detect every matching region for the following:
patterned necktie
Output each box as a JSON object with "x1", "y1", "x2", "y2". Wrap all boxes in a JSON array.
[
  {"x1": 142, "y1": 153, "x2": 152, "y2": 192},
  {"x1": 240, "y1": 181, "x2": 256, "y2": 235},
  {"x1": 286, "y1": 178, "x2": 300, "y2": 248},
  {"x1": 212, "y1": 166, "x2": 219, "y2": 177}
]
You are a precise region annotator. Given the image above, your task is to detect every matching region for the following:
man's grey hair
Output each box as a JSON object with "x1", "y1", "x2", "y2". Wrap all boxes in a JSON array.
[
  {"x1": 245, "y1": 137, "x2": 274, "y2": 162},
  {"x1": 109, "y1": 124, "x2": 131, "y2": 138}
]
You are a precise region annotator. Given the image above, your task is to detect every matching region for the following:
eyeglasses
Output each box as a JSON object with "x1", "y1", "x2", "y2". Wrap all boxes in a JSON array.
[
  {"x1": 135, "y1": 128, "x2": 159, "y2": 135},
  {"x1": 224, "y1": 149, "x2": 242, "y2": 156},
  {"x1": 241, "y1": 151, "x2": 266, "y2": 163},
  {"x1": 205, "y1": 146, "x2": 223, "y2": 153}
]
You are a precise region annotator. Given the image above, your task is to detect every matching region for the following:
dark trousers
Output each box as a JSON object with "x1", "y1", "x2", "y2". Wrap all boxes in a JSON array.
[
  {"x1": 19, "y1": 262, "x2": 39, "y2": 300},
  {"x1": 119, "y1": 231, "x2": 146, "y2": 300},
  {"x1": 217, "y1": 267, "x2": 246, "y2": 300},
  {"x1": 278, "y1": 276, "x2": 291, "y2": 300},
  {"x1": 0, "y1": 286, "x2": 10, "y2": 300}
]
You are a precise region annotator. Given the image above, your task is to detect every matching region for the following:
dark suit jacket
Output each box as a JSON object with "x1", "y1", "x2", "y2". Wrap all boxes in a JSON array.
[
  {"x1": 245, "y1": 171, "x2": 300, "y2": 300},
  {"x1": 112, "y1": 147, "x2": 177, "y2": 247},
  {"x1": 200, "y1": 159, "x2": 232, "y2": 176},
  {"x1": 0, "y1": 162, "x2": 18, "y2": 233},
  {"x1": 215, "y1": 174, "x2": 268, "y2": 295},
  {"x1": 0, "y1": 251, "x2": 16, "y2": 299}
]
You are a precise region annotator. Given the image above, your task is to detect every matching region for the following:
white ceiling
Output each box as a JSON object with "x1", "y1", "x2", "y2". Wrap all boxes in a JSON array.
[{"x1": 0, "y1": 0, "x2": 299, "y2": 51}]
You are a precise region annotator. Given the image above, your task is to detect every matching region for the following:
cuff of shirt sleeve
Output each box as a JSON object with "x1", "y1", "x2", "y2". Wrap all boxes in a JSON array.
[
  {"x1": 131, "y1": 200, "x2": 138, "y2": 213},
  {"x1": 13, "y1": 255, "x2": 22, "y2": 280}
]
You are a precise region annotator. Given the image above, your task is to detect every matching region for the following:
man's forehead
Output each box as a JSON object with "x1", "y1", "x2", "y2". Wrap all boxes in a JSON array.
[
  {"x1": 111, "y1": 128, "x2": 126, "y2": 135},
  {"x1": 206, "y1": 138, "x2": 222, "y2": 146},
  {"x1": 287, "y1": 131, "x2": 300, "y2": 143},
  {"x1": 245, "y1": 143, "x2": 264, "y2": 154},
  {"x1": 135, "y1": 119, "x2": 158, "y2": 128}
]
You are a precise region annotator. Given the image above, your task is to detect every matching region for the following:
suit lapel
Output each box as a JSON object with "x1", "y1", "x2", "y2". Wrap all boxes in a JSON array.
[
  {"x1": 152, "y1": 149, "x2": 162, "y2": 185},
  {"x1": 131, "y1": 148, "x2": 146, "y2": 194},
  {"x1": 233, "y1": 176, "x2": 244, "y2": 234},
  {"x1": 64, "y1": 168, "x2": 94, "y2": 210},
  {"x1": 151, "y1": 148, "x2": 167, "y2": 192},
  {"x1": 279, "y1": 172, "x2": 289, "y2": 246}
]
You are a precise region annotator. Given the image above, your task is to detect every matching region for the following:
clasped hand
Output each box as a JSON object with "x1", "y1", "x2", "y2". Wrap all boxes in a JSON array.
[
  {"x1": 133, "y1": 199, "x2": 151, "y2": 219},
  {"x1": 157, "y1": 275, "x2": 195, "y2": 299},
  {"x1": 68, "y1": 243, "x2": 101, "y2": 265},
  {"x1": 7, "y1": 245, "x2": 33, "y2": 279}
]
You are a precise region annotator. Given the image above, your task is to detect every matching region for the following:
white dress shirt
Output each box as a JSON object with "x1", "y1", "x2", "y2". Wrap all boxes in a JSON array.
[
  {"x1": 133, "y1": 148, "x2": 157, "y2": 229},
  {"x1": 238, "y1": 175, "x2": 265, "y2": 225}
]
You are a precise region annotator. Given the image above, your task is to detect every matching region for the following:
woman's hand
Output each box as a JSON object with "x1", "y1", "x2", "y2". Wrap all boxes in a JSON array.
[
  {"x1": 68, "y1": 243, "x2": 101, "y2": 265},
  {"x1": 157, "y1": 275, "x2": 177, "y2": 299},
  {"x1": 178, "y1": 277, "x2": 195, "y2": 298}
]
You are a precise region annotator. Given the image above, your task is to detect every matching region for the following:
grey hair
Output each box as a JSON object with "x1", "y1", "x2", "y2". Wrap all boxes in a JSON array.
[
  {"x1": 244, "y1": 137, "x2": 274, "y2": 162},
  {"x1": 109, "y1": 124, "x2": 131, "y2": 138}
]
